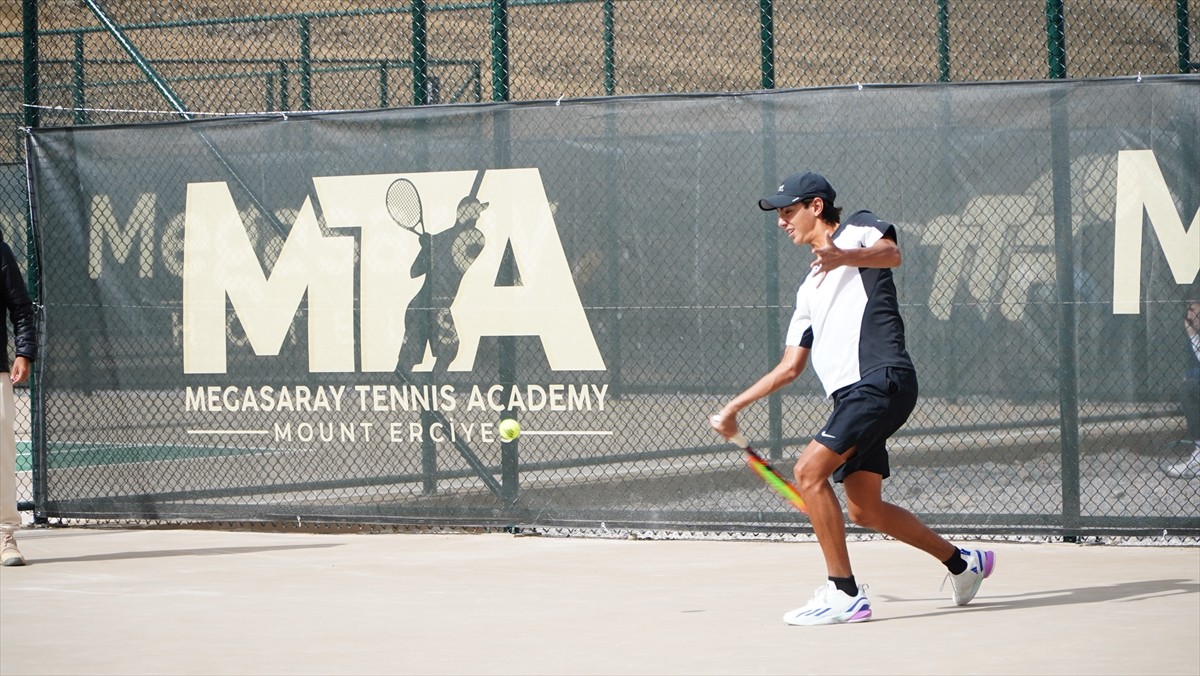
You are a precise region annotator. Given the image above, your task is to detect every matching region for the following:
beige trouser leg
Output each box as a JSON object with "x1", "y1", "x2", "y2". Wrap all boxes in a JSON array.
[{"x1": 0, "y1": 375, "x2": 20, "y2": 533}]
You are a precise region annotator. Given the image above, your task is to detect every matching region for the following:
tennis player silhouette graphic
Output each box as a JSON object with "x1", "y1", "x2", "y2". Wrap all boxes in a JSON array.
[{"x1": 396, "y1": 190, "x2": 489, "y2": 374}]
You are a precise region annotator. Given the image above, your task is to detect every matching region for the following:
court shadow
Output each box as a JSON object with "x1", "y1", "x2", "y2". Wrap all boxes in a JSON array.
[
  {"x1": 876, "y1": 578, "x2": 1199, "y2": 621},
  {"x1": 27, "y1": 543, "x2": 342, "y2": 565}
]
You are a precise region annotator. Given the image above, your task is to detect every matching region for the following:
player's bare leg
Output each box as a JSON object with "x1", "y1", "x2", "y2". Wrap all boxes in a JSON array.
[
  {"x1": 842, "y1": 470, "x2": 956, "y2": 560},
  {"x1": 784, "y1": 441, "x2": 874, "y2": 625},
  {"x1": 793, "y1": 441, "x2": 855, "y2": 577},
  {"x1": 844, "y1": 470, "x2": 995, "y2": 605}
]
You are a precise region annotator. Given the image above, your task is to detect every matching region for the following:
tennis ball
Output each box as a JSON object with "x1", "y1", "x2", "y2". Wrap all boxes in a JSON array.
[{"x1": 498, "y1": 418, "x2": 521, "y2": 442}]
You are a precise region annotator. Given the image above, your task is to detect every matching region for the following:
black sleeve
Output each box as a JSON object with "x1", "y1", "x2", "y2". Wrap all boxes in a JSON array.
[
  {"x1": 1, "y1": 243, "x2": 36, "y2": 362},
  {"x1": 850, "y1": 210, "x2": 898, "y2": 243}
]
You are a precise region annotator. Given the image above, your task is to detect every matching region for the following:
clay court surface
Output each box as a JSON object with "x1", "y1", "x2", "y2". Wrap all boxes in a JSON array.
[{"x1": 1, "y1": 527, "x2": 1197, "y2": 675}]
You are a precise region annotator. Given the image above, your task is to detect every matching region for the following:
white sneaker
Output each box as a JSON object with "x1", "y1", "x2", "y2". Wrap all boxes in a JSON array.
[
  {"x1": 782, "y1": 581, "x2": 872, "y2": 625},
  {"x1": 1163, "y1": 444, "x2": 1200, "y2": 479},
  {"x1": 945, "y1": 548, "x2": 995, "y2": 606}
]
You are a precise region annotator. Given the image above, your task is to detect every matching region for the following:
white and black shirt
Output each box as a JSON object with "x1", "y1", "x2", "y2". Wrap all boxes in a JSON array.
[{"x1": 785, "y1": 210, "x2": 914, "y2": 398}]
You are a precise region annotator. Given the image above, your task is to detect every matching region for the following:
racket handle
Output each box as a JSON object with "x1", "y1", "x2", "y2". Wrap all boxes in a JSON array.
[{"x1": 728, "y1": 432, "x2": 749, "y2": 448}]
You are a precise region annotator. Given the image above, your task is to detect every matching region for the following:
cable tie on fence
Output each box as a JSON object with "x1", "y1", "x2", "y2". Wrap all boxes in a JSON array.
[
  {"x1": 857, "y1": 82, "x2": 863, "y2": 91},
  {"x1": 1136, "y1": 73, "x2": 1143, "y2": 83},
  {"x1": 555, "y1": 95, "x2": 564, "y2": 106}
]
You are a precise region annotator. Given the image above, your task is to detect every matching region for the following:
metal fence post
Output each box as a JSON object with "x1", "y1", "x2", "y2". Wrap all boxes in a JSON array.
[
  {"x1": 491, "y1": 0, "x2": 516, "y2": 507},
  {"x1": 1177, "y1": 0, "x2": 1192, "y2": 73},
  {"x1": 759, "y1": 0, "x2": 774, "y2": 90},
  {"x1": 497, "y1": 226, "x2": 519, "y2": 507},
  {"x1": 411, "y1": 0, "x2": 429, "y2": 105},
  {"x1": 22, "y1": 0, "x2": 39, "y2": 130},
  {"x1": 299, "y1": 16, "x2": 312, "y2": 110},
  {"x1": 1045, "y1": 0, "x2": 1066, "y2": 78},
  {"x1": 761, "y1": 99, "x2": 782, "y2": 461},
  {"x1": 937, "y1": 0, "x2": 951, "y2": 82},
  {"x1": 21, "y1": 0, "x2": 46, "y2": 524},
  {"x1": 756, "y1": 1, "x2": 782, "y2": 460},
  {"x1": 378, "y1": 62, "x2": 389, "y2": 108},
  {"x1": 603, "y1": 0, "x2": 615, "y2": 96},
  {"x1": 72, "y1": 32, "x2": 88, "y2": 124},
  {"x1": 604, "y1": 107, "x2": 623, "y2": 397},
  {"x1": 1049, "y1": 85, "x2": 1080, "y2": 539},
  {"x1": 490, "y1": 0, "x2": 509, "y2": 102},
  {"x1": 279, "y1": 61, "x2": 290, "y2": 110}
]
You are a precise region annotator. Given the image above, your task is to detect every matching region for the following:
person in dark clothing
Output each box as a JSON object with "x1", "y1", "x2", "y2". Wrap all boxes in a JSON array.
[
  {"x1": 0, "y1": 236, "x2": 36, "y2": 566},
  {"x1": 1163, "y1": 299, "x2": 1200, "y2": 479}
]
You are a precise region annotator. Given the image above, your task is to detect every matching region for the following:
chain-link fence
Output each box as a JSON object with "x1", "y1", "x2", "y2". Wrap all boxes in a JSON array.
[
  {"x1": 3, "y1": 1, "x2": 1195, "y2": 142},
  {"x1": 24, "y1": 76, "x2": 1200, "y2": 538},
  {"x1": 3, "y1": 1, "x2": 1199, "y2": 537}
]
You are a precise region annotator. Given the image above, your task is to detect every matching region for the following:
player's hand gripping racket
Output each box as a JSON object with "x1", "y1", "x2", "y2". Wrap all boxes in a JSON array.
[{"x1": 728, "y1": 431, "x2": 808, "y2": 514}]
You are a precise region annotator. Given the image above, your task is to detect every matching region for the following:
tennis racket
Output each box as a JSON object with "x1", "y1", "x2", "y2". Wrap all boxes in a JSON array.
[
  {"x1": 450, "y1": 169, "x2": 488, "y2": 271},
  {"x1": 387, "y1": 178, "x2": 425, "y2": 234},
  {"x1": 729, "y1": 432, "x2": 808, "y2": 514},
  {"x1": 467, "y1": 167, "x2": 485, "y2": 202}
]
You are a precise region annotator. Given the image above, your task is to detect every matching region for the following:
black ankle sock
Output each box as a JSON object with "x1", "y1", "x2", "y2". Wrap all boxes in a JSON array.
[
  {"x1": 943, "y1": 550, "x2": 967, "y2": 575},
  {"x1": 829, "y1": 575, "x2": 858, "y2": 596}
]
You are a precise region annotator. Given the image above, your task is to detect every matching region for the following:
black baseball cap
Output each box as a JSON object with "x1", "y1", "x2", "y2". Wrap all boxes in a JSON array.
[{"x1": 758, "y1": 172, "x2": 837, "y2": 211}]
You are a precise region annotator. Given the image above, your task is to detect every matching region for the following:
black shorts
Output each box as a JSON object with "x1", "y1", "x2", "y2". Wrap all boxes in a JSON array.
[{"x1": 817, "y1": 366, "x2": 918, "y2": 483}]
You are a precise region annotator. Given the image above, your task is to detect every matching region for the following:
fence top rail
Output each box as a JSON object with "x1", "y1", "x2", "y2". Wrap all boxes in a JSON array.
[{"x1": 0, "y1": 58, "x2": 483, "y2": 67}]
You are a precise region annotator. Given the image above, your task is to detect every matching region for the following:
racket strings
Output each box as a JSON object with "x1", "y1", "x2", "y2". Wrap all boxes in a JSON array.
[{"x1": 386, "y1": 180, "x2": 423, "y2": 230}]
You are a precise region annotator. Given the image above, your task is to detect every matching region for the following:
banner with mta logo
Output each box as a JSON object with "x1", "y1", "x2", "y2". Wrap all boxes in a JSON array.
[{"x1": 24, "y1": 76, "x2": 1200, "y2": 532}]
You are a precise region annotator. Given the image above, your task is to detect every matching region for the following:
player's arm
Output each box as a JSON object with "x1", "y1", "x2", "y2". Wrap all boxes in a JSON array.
[
  {"x1": 811, "y1": 234, "x2": 900, "y2": 275},
  {"x1": 710, "y1": 345, "x2": 809, "y2": 438},
  {"x1": 409, "y1": 233, "x2": 433, "y2": 277}
]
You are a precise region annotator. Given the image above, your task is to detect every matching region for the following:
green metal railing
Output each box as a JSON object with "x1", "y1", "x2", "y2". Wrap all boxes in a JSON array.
[{"x1": 1, "y1": 58, "x2": 484, "y2": 115}]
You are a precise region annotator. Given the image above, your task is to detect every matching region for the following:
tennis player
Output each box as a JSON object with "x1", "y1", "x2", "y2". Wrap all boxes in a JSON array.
[{"x1": 710, "y1": 172, "x2": 994, "y2": 625}]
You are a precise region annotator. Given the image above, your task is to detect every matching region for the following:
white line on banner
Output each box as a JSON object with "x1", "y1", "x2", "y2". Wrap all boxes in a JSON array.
[
  {"x1": 186, "y1": 429, "x2": 270, "y2": 435},
  {"x1": 522, "y1": 430, "x2": 613, "y2": 436}
]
